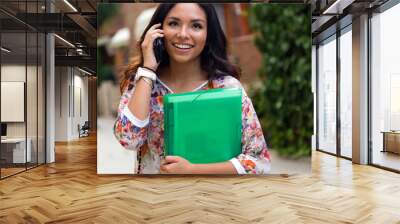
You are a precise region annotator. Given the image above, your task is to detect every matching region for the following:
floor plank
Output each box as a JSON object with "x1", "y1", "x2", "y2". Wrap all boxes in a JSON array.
[{"x1": 0, "y1": 134, "x2": 399, "y2": 223}]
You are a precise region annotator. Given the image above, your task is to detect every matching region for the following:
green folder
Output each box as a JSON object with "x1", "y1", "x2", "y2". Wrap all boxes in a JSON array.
[{"x1": 164, "y1": 88, "x2": 242, "y2": 164}]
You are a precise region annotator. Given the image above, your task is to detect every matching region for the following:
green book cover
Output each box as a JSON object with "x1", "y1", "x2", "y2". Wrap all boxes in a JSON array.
[{"x1": 164, "y1": 88, "x2": 242, "y2": 164}]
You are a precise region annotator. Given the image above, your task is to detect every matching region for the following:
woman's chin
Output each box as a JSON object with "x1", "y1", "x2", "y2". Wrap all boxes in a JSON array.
[{"x1": 170, "y1": 56, "x2": 196, "y2": 64}]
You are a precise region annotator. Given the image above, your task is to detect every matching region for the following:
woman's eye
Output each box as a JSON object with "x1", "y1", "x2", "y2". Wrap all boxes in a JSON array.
[
  {"x1": 168, "y1": 21, "x2": 178, "y2": 27},
  {"x1": 193, "y1": 23, "x2": 203, "y2": 30}
]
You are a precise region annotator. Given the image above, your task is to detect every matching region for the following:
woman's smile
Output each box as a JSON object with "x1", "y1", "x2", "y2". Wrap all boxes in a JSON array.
[
  {"x1": 172, "y1": 43, "x2": 195, "y2": 54},
  {"x1": 172, "y1": 43, "x2": 194, "y2": 49}
]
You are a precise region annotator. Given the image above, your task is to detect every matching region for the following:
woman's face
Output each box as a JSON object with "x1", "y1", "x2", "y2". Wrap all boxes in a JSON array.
[{"x1": 162, "y1": 3, "x2": 207, "y2": 64}]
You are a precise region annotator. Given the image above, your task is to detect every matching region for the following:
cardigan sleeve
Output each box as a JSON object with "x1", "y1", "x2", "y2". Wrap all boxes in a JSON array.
[
  {"x1": 230, "y1": 89, "x2": 271, "y2": 174},
  {"x1": 221, "y1": 76, "x2": 271, "y2": 174},
  {"x1": 113, "y1": 81, "x2": 149, "y2": 151}
]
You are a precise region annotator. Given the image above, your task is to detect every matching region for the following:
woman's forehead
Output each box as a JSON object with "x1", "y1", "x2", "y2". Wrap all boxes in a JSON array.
[{"x1": 166, "y1": 4, "x2": 207, "y2": 22}]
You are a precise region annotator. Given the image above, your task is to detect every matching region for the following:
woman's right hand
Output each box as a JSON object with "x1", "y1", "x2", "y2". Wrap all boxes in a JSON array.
[{"x1": 141, "y1": 23, "x2": 164, "y2": 71}]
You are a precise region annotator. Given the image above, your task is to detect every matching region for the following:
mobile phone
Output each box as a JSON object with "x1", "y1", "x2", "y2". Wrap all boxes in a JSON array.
[{"x1": 153, "y1": 38, "x2": 165, "y2": 63}]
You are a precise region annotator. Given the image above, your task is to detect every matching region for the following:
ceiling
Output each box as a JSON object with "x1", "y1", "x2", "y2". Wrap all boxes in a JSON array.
[
  {"x1": 0, "y1": 0, "x2": 99, "y2": 74},
  {"x1": 311, "y1": 0, "x2": 390, "y2": 43}
]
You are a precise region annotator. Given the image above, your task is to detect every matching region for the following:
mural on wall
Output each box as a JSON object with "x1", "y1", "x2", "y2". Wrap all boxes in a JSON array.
[{"x1": 97, "y1": 3, "x2": 312, "y2": 175}]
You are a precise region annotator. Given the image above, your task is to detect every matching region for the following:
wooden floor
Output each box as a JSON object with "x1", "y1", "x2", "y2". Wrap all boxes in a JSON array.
[
  {"x1": 1, "y1": 134, "x2": 400, "y2": 223},
  {"x1": 1, "y1": 167, "x2": 26, "y2": 178},
  {"x1": 373, "y1": 150, "x2": 400, "y2": 171},
  {"x1": 1, "y1": 163, "x2": 45, "y2": 178}
]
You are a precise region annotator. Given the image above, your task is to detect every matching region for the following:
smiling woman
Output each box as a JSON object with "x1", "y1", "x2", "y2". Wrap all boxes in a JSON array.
[
  {"x1": 114, "y1": 3, "x2": 271, "y2": 174},
  {"x1": 162, "y1": 4, "x2": 207, "y2": 65}
]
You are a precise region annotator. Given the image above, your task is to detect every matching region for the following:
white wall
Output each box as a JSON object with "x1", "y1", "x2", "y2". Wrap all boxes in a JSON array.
[
  {"x1": 54, "y1": 67, "x2": 89, "y2": 141},
  {"x1": 72, "y1": 71, "x2": 89, "y2": 138},
  {"x1": 1, "y1": 65, "x2": 26, "y2": 82},
  {"x1": 1, "y1": 82, "x2": 24, "y2": 123},
  {"x1": 1, "y1": 65, "x2": 36, "y2": 138},
  {"x1": 1, "y1": 65, "x2": 26, "y2": 142},
  {"x1": 54, "y1": 67, "x2": 69, "y2": 141},
  {"x1": 1, "y1": 64, "x2": 46, "y2": 164}
]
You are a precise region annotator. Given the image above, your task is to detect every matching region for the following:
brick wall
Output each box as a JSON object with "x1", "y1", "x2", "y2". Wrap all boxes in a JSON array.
[{"x1": 229, "y1": 34, "x2": 263, "y2": 91}]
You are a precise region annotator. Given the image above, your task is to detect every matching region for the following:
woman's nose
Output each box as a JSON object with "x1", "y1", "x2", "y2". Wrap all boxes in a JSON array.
[{"x1": 177, "y1": 26, "x2": 189, "y2": 39}]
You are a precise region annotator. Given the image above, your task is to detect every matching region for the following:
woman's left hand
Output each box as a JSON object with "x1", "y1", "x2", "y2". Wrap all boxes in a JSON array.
[{"x1": 160, "y1": 156, "x2": 194, "y2": 174}]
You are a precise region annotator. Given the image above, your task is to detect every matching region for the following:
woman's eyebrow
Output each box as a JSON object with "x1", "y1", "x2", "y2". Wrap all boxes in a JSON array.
[
  {"x1": 191, "y1": 19, "x2": 206, "y2": 23},
  {"x1": 166, "y1": 17, "x2": 206, "y2": 23}
]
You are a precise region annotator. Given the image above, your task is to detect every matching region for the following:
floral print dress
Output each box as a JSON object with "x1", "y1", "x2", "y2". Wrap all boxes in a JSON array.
[{"x1": 114, "y1": 75, "x2": 271, "y2": 174}]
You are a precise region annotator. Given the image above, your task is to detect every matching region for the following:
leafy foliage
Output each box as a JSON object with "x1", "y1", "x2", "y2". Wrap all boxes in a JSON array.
[
  {"x1": 98, "y1": 4, "x2": 118, "y2": 26},
  {"x1": 97, "y1": 47, "x2": 115, "y2": 86},
  {"x1": 248, "y1": 5, "x2": 312, "y2": 158}
]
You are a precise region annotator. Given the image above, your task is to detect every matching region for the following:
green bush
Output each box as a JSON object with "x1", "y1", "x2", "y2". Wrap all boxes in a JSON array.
[
  {"x1": 248, "y1": 4, "x2": 312, "y2": 158},
  {"x1": 98, "y1": 4, "x2": 118, "y2": 26},
  {"x1": 97, "y1": 4, "x2": 119, "y2": 86}
]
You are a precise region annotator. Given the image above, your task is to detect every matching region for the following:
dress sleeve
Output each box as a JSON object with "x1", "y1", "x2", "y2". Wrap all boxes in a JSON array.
[
  {"x1": 113, "y1": 81, "x2": 149, "y2": 151},
  {"x1": 230, "y1": 89, "x2": 271, "y2": 174}
]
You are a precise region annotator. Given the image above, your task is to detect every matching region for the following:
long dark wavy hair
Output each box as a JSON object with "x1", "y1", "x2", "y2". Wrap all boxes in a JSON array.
[{"x1": 121, "y1": 3, "x2": 241, "y2": 92}]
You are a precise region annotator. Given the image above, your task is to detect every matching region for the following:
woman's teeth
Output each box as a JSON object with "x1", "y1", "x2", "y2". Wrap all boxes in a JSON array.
[{"x1": 173, "y1": 43, "x2": 193, "y2": 49}]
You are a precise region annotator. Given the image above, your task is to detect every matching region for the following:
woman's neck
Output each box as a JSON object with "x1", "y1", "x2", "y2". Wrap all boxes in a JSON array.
[{"x1": 163, "y1": 59, "x2": 207, "y2": 83}]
